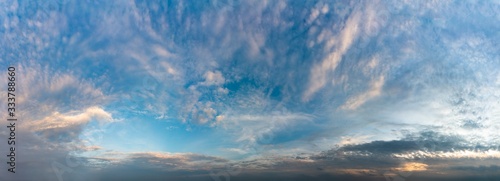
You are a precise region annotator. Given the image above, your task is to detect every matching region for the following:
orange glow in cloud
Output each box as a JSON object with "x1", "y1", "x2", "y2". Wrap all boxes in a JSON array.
[{"x1": 395, "y1": 162, "x2": 428, "y2": 172}]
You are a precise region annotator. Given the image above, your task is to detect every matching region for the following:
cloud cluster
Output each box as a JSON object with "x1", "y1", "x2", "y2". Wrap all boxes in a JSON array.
[{"x1": 24, "y1": 106, "x2": 113, "y2": 142}]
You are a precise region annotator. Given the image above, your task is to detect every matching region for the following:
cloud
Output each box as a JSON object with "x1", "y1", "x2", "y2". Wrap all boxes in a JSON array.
[
  {"x1": 224, "y1": 111, "x2": 314, "y2": 145},
  {"x1": 26, "y1": 106, "x2": 112, "y2": 131},
  {"x1": 2, "y1": 0, "x2": 500, "y2": 180},
  {"x1": 320, "y1": 131, "x2": 500, "y2": 156},
  {"x1": 361, "y1": 1, "x2": 389, "y2": 37},
  {"x1": 119, "y1": 152, "x2": 228, "y2": 170},
  {"x1": 394, "y1": 162, "x2": 428, "y2": 172},
  {"x1": 450, "y1": 165, "x2": 500, "y2": 172},
  {"x1": 201, "y1": 70, "x2": 225, "y2": 86},
  {"x1": 211, "y1": 131, "x2": 500, "y2": 180},
  {"x1": 2, "y1": 62, "x2": 107, "y2": 112},
  {"x1": 189, "y1": 102, "x2": 218, "y2": 125},
  {"x1": 303, "y1": 10, "x2": 362, "y2": 101},
  {"x1": 23, "y1": 106, "x2": 113, "y2": 142},
  {"x1": 341, "y1": 75, "x2": 385, "y2": 110},
  {"x1": 80, "y1": 151, "x2": 230, "y2": 176}
]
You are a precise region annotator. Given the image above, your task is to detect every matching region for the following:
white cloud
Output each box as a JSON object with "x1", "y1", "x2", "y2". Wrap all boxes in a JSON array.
[
  {"x1": 217, "y1": 87, "x2": 229, "y2": 95},
  {"x1": 393, "y1": 150, "x2": 500, "y2": 160},
  {"x1": 216, "y1": 115, "x2": 225, "y2": 122},
  {"x1": 338, "y1": 135, "x2": 373, "y2": 146},
  {"x1": 307, "y1": 8, "x2": 320, "y2": 25},
  {"x1": 186, "y1": 102, "x2": 219, "y2": 125},
  {"x1": 222, "y1": 148, "x2": 248, "y2": 154},
  {"x1": 153, "y1": 45, "x2": 174, "y2": 58},
  {"x1": 201, "y1": 70, "x2": 225, "y2": 86},
  {"x1": 363, "y1": 56, "x2": 379, "y2": 76},
  {"x1": 223, "y1": 112, "x2": 314, "y2": 145},
  {"x1": 24, "y1": 106, "x2": 113, "y2": 133},
  {"x1": 362, "y1": 1, "x2": 389, "y2": 37},
  {"x1": 303, "y1": 11, "x2": 362, "y2": 101},
  {"x1": 7, "y1": 62, "x2": 106, "y2": 108},
  {"x1": 341, "y1": 75, "x2": 385, "y2": 110},
  {"x1": 321, "y1": 4, "x2": 329, "y2": 14},
  {"x1": 159, "y1": 61, "x2": 178, "y2": 76}
]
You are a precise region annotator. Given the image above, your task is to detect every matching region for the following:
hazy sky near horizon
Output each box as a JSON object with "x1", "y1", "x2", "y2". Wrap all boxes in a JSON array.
[{"x1": 1, "y1": 0, "x2": 500, "y2": 180}]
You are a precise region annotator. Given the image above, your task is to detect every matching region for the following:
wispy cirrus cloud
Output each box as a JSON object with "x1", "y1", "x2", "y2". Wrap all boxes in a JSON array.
[
  {"x1": 341, "y1": 75, "x2": 385, "y2": 110},
  {"x1": 303, "y1": 6, "x2": 362, "y2": 101}
]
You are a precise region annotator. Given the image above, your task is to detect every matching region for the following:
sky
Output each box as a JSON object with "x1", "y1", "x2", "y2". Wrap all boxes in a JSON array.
[{"x1": 1, "y1": 0, "x2": 500, "y2": 180}]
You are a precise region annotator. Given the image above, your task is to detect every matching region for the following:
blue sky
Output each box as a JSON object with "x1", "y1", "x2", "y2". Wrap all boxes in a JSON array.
[{"x1": 1, "y1": 0, "x2": 500, "y2": 180}]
